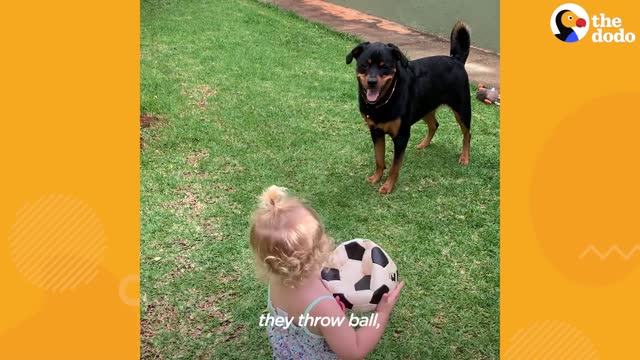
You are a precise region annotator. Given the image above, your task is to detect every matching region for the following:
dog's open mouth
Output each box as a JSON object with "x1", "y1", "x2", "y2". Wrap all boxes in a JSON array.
[{"x1": 366, "y1": 88, "x2": 380, "y2": 102}]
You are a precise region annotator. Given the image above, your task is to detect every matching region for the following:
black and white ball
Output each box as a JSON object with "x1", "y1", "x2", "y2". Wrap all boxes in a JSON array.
[{"x1": 321, "y1": 239, "x2": 398, "y2": 313}]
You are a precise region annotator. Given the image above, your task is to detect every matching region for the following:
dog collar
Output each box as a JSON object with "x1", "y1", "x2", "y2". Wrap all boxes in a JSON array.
[{"x1": 361, "y1": 73, "x2": 398, "y2": 109}]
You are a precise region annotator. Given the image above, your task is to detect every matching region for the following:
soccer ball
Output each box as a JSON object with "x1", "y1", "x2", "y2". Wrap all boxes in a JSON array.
[{"x1": 321, "y1": 239, "x2": 398, "y2": 313}]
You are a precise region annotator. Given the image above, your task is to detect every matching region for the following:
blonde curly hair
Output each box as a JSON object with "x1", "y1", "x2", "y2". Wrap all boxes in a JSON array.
[{"x1": 249, "y1": 186, "x2": 332, "y2": 287}]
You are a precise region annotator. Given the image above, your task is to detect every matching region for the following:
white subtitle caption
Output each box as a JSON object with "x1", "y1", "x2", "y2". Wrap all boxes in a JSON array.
[{"x1": 259, "y1": 312, "x2": 380, "y2": 329}]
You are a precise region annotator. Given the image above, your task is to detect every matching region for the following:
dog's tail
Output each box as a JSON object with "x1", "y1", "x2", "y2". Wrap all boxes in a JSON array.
[{"x1": 450, "y1": 21, "x2": 471, "y2": 64}]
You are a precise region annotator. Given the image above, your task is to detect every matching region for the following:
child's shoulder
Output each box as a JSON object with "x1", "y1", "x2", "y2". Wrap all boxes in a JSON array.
[{"x1": 305, "y1": 285, "x2": 343, "y2": 317}]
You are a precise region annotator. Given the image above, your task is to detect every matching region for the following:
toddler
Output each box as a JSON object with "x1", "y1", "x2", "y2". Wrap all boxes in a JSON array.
[{"x1": 250, "y1": 186, "x2": 405, "y2": 360}]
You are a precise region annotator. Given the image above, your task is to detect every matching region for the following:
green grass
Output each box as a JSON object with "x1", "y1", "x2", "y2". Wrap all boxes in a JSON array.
[{"x1": 140, "y1": 0, "x2": 500, "y2": 358}]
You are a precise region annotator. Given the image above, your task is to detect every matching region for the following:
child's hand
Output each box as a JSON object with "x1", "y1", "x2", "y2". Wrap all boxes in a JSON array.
[
  {"x1": 335, "y1": 296, "x2": 346, "y2": 313},
  {"x1": 376, "y1": 280, "x2": 405, "y2": 315}
]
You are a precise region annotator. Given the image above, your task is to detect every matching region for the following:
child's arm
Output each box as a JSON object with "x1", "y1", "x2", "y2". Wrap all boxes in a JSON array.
[{"x1": 315, "y1": 281, "x2": 405, "y2": 360}]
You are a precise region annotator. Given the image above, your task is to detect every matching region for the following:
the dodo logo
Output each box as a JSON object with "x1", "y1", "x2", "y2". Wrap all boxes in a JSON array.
[
  {"x1": 551, "y1": 4, "x2": 589, "y2": 43},
  {"x1": 551, "y1": 3, "x2": 636, "y2": 43}
]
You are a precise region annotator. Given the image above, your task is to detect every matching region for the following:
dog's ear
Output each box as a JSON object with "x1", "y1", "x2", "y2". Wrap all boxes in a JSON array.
[
  {"x1": 387, "y1": 43, "x2": 408, "y2": 67},
  {"x1": 346, "y1": 42, "x2": 370, "y2": 64}
]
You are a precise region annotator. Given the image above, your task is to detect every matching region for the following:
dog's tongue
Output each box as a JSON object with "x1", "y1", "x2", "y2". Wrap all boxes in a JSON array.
[{"x1": 366, "y1": 89, "x2": 380, "y2": 102}]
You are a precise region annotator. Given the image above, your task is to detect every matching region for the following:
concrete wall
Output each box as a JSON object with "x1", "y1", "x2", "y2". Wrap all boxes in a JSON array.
[{"x1": 326, "y1": 0, "x2": 499, "y2": 53}]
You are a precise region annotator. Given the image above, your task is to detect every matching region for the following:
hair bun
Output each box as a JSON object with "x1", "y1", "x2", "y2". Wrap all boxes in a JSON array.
[{"x1": 259, "y1": 185, "x2": 288, "y2": 209}]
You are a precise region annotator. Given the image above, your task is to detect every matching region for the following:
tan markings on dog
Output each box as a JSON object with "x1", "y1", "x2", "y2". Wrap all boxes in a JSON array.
[
  {"x1": 362, "y1": 117, "x2": 401, "y2": 138},
  {"x1": 379, "y1": 62, "x2": 384, "y2": 66},
  {"x1": 361, "y1": 113, "x2": 374, "y2": 128},
  {"x1": 367, "y1": 136, "x2": 385, "y2": 184},
  {"x1": 380, "y1": 118, "x2": 401, "y2": 138},
  {"x1": 357, "y1": 73, "x2": 368, "y2": 88},
  {"x1": 376, "y1": 72, "x2": 395, "y2": 96},
  {"x1": 453, "y1": 110, "x2": 471, "y2": 165},
  {"x1": 416, "y1": 111, "x2": 439, "y2": 149},
  {"x1": 379, "y1": 157, "x2": 403, "y2": 194},
  {"x1": 364, "y1": 117, "x2": 375, "y2": 128},
  {"x1": 379, "y1": 74, "x2": 394, "y2": 83},
  {"x1": 359, "y1": 71, "x2": 396, "y2": 101}
]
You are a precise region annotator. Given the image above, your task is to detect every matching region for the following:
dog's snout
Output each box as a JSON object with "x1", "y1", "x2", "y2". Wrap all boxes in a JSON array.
[{"x1": 367, "y1": 77, "x2": 377, "y2": 87}]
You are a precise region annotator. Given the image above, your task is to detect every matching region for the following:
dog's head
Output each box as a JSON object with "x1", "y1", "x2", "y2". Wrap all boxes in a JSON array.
[{"x1": 346, "y1": 42, "x2": 408, "y2": 104}]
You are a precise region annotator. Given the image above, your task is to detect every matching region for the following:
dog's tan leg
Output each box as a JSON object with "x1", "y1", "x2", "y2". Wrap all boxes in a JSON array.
[
  {"x1": 379, "y1": 157, "x2": 403, "y2": 194},
  {"x1": 416, "y1": 110, "x2": 439, "y2": 149},
  {"x1": 379, "y1": 131, "x2": 409, "y2": 194},
  {"x1": 367, "y1": 129, "x2": 385, "y2": 184},
  {"x1": 453, "y1": 111, "x2": 471, "y2": 165}
]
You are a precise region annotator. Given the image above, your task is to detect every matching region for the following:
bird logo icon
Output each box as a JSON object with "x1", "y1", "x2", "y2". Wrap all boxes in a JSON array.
[{"x1": 551, "y1": 4, "x2": 589, "y2": 42}]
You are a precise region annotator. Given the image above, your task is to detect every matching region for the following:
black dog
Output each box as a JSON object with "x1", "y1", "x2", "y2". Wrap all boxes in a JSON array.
[{"x1": 346, "y1": 21, "x2": 472, "y2": 194}]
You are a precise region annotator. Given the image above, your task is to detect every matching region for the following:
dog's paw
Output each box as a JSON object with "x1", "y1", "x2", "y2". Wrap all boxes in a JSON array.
[
  {"x1": 367, "y1": 173, "x2": 383, "y2": 184},
  {"x1": 458, "y1": 154, "x2": 470, "y2": 165},
  {"x1": 416, "y1": 138, "x2": 431, "y2": 150},
  {"x1": 378, "y1": 182, "x2": 394, "y2": 194}
]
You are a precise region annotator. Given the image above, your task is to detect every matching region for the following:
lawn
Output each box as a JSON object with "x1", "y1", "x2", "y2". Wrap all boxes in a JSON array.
[{"x1": 140, "y1": 0, "x2": 500, "y2": 358}]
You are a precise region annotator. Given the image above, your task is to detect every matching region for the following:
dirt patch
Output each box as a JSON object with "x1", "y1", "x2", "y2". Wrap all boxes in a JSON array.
[
  {"x1": 430, "y1": 312, "x2": 447, "y2": 335},
  {"x1": 215, "y1": 324, "x2": 246, "y2": 345},
  {"x1": 141, "y1": 295, "x2": 229, "y2": 356},
  {"x1": 168, "y1": 255, "x2": 197, "y2": 279},
  {"x1": 141, "y1": 114, "x2": 160, "y2": 128},
  {"x1": 162, "y1": 185, "x2": 232, "y2": 231},
  {"x1": 182, "y1": 84, "x2": 217, "y2": 110},
  {"x1": 140, "y1": 325, "x2": 162, "y2": 360},
  {"x1": 197, "y1": 294, "x2": 231, "y2": 320},
  {"x1": 218, "y1": 271, "x2": 241, "y2": 285},
  {"x1": 164, "y1": 186, "x2": 206, "y2": 218},
  {"x1": 196, "y1": 293, "x2": 233, "y2": 343},
  {"x1": 141, "y1": 114, "x2": 167, "y2": 130},
  {"x1": 182, "y1": 170, "x2": 208, "y2": 179},
  {"x1": 211, "y1": 183, "x2": 236, "y2": 193},
  {"x1": 143, "y1": 298, "x2": 179, "y2": 332},
  {"x1": 140, "y1": 114, "x2": 167, "y2": 150},
  {"x1": 186, "y1": 150, "x2": 209, "y2": 167},
  {"x1": 176, "y1": 238, "x2": 194, "y2": 250},
  {"x1": 180, "y1": 188, "x2": 205, "y2": 216},
  {"x1": 201, "y1": 217, "x2": 224, "y2": 240},
  {"x1": 142, "y1": 291, "x2": 245, "y2": 356},
  {"x1": 196, "y1": 291, "x2": 246, "y2": 345},
  {"x1": 216, "y1": 156, "x2": 245, "y2": 174},
  {"x1": 141, "y1": 298, "x2": 180, "y2": 359}
]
